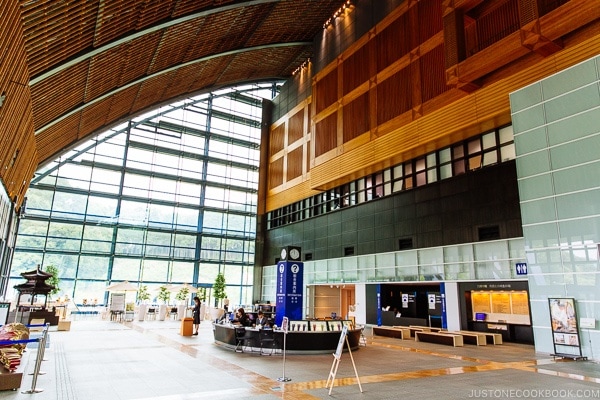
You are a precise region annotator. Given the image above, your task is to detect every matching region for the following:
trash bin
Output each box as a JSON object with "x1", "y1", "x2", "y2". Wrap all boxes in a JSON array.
[{"x1": 180, "y1": 317, "x2": 194, "y2": 336}]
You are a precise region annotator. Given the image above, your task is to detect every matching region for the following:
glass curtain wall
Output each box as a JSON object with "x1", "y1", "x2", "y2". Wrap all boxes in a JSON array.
[{"x1": 9, "y1": 82, "x2": 281, "y2": 306}]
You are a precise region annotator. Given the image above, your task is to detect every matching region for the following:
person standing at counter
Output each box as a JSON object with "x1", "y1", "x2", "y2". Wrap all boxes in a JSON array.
[
  {"x1": 233, "y1": 307, "x2": 251, "y2": 327},
  {"x1": 192, "y1": 296, "x2": 201, "y2": 335}
]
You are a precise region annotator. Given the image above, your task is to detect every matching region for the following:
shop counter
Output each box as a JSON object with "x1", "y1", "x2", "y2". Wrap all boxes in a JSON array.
[{"x1": 212, "y1": 323, "x2": 361, "y2": 354}]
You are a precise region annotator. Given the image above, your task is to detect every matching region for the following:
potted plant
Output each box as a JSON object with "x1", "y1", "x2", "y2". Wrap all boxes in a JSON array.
[
  {"x1": 198, "y1": 287, "x2": 207, "y2": 302},
  {"x1": 157, "y1": 285, "x2": 171, "y2": 304},
  {"x1": 213, "y1": 273, "x2": 226, "y2": 308},
  {"x1": 137, "y1": 285, "x2": 151, "y2": 303},
  {"x1": 210, "y1": 273, "x2": 227, "y2": 321},
  {"x1": 157, "y1": 285, "x2": 171, "y2": 321},
  {"x1": 137, "y1": 284, "x2": 151, "y2": 321},
  {"x1": 175, "y1": 287, "x2": 189, "y2": 304}
]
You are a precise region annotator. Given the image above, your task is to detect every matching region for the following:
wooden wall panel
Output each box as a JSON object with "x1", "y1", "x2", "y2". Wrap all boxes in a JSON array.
[
  {"x1": 286, "y1": 146, "x2": 303, "y2": 181},
  {"x1": 288, "y1": 109, "x2": 304, "y2": 144},
  {"x1": 270, "y1": 123, "x2": 285, "y2": 156},
  {"x1": 269, "y1": 157, "x2": 284, "y2": 189},
  {"x1": 376, "y1": 13, "x2": 411, "y2": 73},
  {"x1": 376, "y1": 66, "x2": 412, "y2": 126},
  {"x1": 265, "y1": 0, "x2": 600, "y2": 211},
  {"x1": 473, "y1": 0, "x2": 520, "y2": 52},
  {"x1": 342, "y1": 43, "x2": 372, "y2": 95},
  {"x1": 314, "y1": 70, "x2": 338, "y2": 114},
  {"x1": 314, "y1": 112, "x2": 337, "y2": 158},
  {"x1": 343, "y1": 92, "x2": 370, "y2": 143},
  {"x1": 419, "y1": 0, "x2": 444, "y2": 42},
  {"x1": 420, "y1": 44, "x2": 450, "y2": 102}
]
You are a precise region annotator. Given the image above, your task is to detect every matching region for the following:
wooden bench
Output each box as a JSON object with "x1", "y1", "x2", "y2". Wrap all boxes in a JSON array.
[
  {"x1": 407, "y1": 326, "x2": 425, "y2": 338},
  {"x1": 444, "y1": 331, "x2": 487, "y2": 346},
  {"x1": 373, "y1": 326, "x2": 410, "y2": 339},
  {"x1": 459, "y1": 331, "x2": 503, "y2": 345},
  {"x1": 409, "y1": 325, "x2": 443, "y2": 332},
  {"x1": 415, "y1": 331, "x2": 463, "y2": 347}
]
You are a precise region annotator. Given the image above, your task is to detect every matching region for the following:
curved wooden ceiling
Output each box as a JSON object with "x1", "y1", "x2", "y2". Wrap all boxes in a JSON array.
[{"x1": 24, "y1": 0, "x2": 348, "y2": 165}]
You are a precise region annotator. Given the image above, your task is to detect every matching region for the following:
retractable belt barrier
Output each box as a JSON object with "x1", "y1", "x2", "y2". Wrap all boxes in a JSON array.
[{"x1": 0, "y1": 322, "x2": 51, "y2": 394}]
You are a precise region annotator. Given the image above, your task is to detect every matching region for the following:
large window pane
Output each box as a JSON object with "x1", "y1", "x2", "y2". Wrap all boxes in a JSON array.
[{"x1": 11, "y1": 83, "x2": 273, "y2": 304}]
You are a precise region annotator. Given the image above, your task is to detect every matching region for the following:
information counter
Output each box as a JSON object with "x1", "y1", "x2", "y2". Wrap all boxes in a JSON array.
[{"x1": 213, "y1": 323, "x2": 361, "y2": 354}]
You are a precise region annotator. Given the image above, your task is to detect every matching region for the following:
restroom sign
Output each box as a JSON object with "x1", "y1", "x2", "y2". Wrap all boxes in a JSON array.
[{"x1": 515, "y1": 263, "x2": 527, "y2": 275}]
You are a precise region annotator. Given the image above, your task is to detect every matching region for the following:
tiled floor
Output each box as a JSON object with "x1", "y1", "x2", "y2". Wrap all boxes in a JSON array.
[{"x1": 1, "y1": 318, "x2": 599, "y2": 399}]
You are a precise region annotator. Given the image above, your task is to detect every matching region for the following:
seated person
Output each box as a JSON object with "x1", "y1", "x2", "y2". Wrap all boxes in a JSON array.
[
  {"x1": 232, "y1": 307, "x2": 251, "y2": 327},
  {"x1": 255, "y1": 311, "x2": 272, "y2": 328}
]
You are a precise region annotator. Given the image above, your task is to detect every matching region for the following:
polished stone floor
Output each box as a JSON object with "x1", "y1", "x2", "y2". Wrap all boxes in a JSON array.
[{"x1": 1, "y1": 317, "x2": 599, "y2": 400}]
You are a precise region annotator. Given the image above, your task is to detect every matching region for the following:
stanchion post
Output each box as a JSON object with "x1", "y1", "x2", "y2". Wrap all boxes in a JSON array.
[
  {"x1": 277, "y1": 317, "x2": 291, "y2": 382},
  {"x1": 40, "y1": 323, "x2": 50, "y2": 361},
  {"x1": 22, "y1": 337, "x2": 45, "y2": 394},
  {"x1": 28, "y1": 323, "x2": 49, "y2": 375}
]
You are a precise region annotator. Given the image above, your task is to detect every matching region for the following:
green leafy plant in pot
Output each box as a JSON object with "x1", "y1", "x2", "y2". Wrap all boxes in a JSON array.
[
  {"x1": 175, "y1": 287, "x2": 190, "y2": 303},
  {"x1": 213, "y1": 273, "x2": 226, "y2": 307},
  {"x1": 137, "y1": 285, "x2": 151, "y2": 303},
  {"x1": 157, "y1": 285, "x2": 171, "y2": 304}
]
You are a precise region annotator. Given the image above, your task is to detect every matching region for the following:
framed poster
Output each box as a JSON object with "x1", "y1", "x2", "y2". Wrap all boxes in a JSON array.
[
  {"x1": 549, "y1": 298, "x2": 577, "y2": 334},
  {"x1": 548, "y1": 298, "x2": 585, "y2": 360}
]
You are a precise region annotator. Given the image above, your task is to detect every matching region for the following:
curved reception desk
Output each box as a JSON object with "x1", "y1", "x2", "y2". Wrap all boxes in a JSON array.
[{"x1": 212, "y1": 323, "x2": 362, "y2": 354}]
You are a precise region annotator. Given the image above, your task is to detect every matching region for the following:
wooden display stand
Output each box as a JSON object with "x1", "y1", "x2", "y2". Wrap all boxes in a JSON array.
[
  {"x1": 0, "y1": 365, "x2": 23, "y2": 391},
  {"x1": 57, "y1": 320, "x2": 71, "y2": 331},
  {"x1": 180, "y1": 318, "x2": 193, "y2": 336}
]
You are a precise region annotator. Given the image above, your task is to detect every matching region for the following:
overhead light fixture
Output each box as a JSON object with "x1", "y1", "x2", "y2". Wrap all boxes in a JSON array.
[
  {"x1": 292, "y1": 58, "x2": 311, "y2": 76},
  {"x1": 323, "y1": 0, "x2": 352, "y2": 29}
]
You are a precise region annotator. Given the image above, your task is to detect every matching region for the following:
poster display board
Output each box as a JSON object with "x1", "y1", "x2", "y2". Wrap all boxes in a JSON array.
[
  {"x1": 110, "y1": 293, "x2": 126, "y2": 312},
  {"x1": 548, "y1": 298, "x2": 586, "y2": 360},
  {"x1": 470, "y1": 290, "x2": 530, "y2": 324},
  {"x1": 0, "y1": 302, "x2": 10, "y2": 325}
]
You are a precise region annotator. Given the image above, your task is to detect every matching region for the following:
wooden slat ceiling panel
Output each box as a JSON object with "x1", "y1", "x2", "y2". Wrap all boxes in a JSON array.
[
  {"x1": 131, "y1": 72, "x2": 177, "y2": 113},
  {"x1": 85, "y1": 45, "x2": 130, "y2": 101},
  {"x1": 21, "y1": 0, "x2": 100, "y2": 77},
  {"x1": 19, "y1": 0, "x2": 350, "y2": 168},
  {"x1": 79, "y1": 98, "x2": 113, "y2": 138},
  {"x1": 162, "y1": 64, "x2": 202, "y2": 99},
  {"x1": 93, "y1": 0, "x2": 144, "y2": 47},
  {"x1": 119, "y1": 32, "x2": 163, "y2": 85},
  {"x1": 172, "y1": 0, "x2": 235, "y2": 18},
  {"x1": 188, "y1": 56, "x2": 234, "y2": 90},
  {"x1": 30, "y1": 61, "x2": 90, "y2": 130},
  {"x1": 148, "y1": 19, "x2": 206, "y2": 74},
  {"x1": 135, "y1": 0, "x2": 176, "y2": 30},
  {"x1": 245, "y1": 0, "x2": 343, "y2": 46},
  {"x1": 106, "y1": 85, "x2": 141, "y2": 122},
  {"x1": 220, "y1": 47, "x2": 309, "y2": 84},
  {"x1": 182, "y1": 7, "x2": 264, "y2": 63},
  {"x1": 35, "y1": 114, "x2": 81, "y2": 163}
]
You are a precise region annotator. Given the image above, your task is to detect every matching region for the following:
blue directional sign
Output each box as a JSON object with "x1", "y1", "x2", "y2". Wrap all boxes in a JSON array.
[{"x1": 275, "y1": 261, "x2": 303, "y2": 326}]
